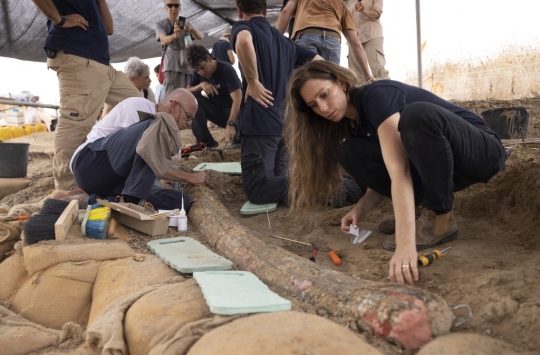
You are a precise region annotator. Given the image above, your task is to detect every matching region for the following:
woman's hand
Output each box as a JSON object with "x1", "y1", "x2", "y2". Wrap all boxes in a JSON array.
[
  {"x1": 341, "y1": 205, "x2": 364, "y2": 232},
  {"x1": 389, "y1": 243, "x2": 419, "y2": 286}
]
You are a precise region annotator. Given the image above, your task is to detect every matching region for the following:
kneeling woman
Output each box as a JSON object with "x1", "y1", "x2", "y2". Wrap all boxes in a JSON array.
[{"x1": 284, "y1": 61, "x2": 506, "y2": 285}]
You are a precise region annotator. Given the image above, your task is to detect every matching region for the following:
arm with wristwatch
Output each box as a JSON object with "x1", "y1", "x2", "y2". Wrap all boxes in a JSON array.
[
  {"x1": 225, "y1": 89, "x2": 242, "y2": 144},
  {"x1": 32, "y1": 0, "x2": 91, "y2": 30}
]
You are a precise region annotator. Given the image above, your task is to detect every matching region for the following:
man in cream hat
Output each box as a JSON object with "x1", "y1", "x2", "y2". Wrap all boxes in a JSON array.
[{"x1": 211, "y1": 26, "x2": 235, "y2": 64}]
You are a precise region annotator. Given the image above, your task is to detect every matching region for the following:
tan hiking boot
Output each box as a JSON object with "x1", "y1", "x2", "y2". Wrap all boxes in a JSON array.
[
  {"x1": 382, "y1": 209, "x2": 458, "y2": 251},
  {"x1": 378, "y1": 205, "x2": 423, "y2": 235}
]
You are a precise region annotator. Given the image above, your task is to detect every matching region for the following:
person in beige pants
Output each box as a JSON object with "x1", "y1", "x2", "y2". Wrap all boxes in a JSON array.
[
  {"x1": 348, "y1": 0, "x2": 390, "y2": 85},
  {"x1": 32, "y1": 0, "x2": 142, "y2": 190}
]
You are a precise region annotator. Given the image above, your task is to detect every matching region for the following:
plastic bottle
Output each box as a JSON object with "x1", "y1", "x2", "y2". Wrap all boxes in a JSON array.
[{"x1": 177, "y1": 189, "x2": 188, "y2": 231}]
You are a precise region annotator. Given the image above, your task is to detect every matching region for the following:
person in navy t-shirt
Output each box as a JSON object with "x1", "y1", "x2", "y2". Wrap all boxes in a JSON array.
[
  {"x1": 187, "y1": 45, "x2": 242, "y2": 148},
  {"x1": 232, "y1": 0, "x2": 321, "y2": 205},
  {"x1": 211, "y1": 27, "x2": 235, "y2": 64},
  {"x1": 285, "y1": 61, "x2": 507, "y2": 286}
]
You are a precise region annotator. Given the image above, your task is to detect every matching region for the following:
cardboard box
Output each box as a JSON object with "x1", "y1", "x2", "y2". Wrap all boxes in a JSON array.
[{"x1": 97, "y1": 199, "x2": 169, "y2": 236}]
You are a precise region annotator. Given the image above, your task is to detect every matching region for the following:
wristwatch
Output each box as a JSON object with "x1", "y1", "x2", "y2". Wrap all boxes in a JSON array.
[
  {"x1": 227, "y1": 121, "x2": 236, "y2": 126},
  {"x1": 55, "y1": 16, "x2": 66, "y2": 27}
]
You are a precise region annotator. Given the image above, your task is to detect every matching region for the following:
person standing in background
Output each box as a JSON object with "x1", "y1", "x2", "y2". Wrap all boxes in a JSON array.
[
  {"x1": 154, "y1": 65, "x2": 165, "y2": 103},
  {"x1": 348, "y1": 0, "x2": 390, "y2": 85},
  {"x1": 31, "y1": 0, "x2": 142, "y2": 190},
  {"x1": 125, "y1": 57, "x2": 156, "y2": 103},
  {"x1": 156, "y1": 0, "x2": 202, "y2": 96},
  {"x1": 276, "y1": 0, "x2": 375, "y2": 83},
  {"x1": 211, "y1": 27, "x2": 235, "y2": 64}
]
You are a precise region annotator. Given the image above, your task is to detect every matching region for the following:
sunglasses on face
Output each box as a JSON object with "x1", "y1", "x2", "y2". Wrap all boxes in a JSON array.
[{"x1": 166, "y1": 3, "x2": 180, "y2": 8}]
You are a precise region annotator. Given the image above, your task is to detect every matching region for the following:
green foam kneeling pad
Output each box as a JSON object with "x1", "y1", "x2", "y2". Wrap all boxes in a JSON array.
[
  {"x1": 193, "y1": 271, "x2": 292, "y2": 315},
  {"x1": 240, "y1": 201, "x2": 277, "y2": 215},
  {"x1": 192, "y1": 162, "x2": 241, "y2": 175},
  {"x1": 147, "y1": 236, "x2": 233, "y2": 273}
]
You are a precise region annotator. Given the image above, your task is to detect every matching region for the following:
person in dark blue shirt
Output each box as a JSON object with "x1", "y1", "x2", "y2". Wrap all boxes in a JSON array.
[
  {"x1": 211, "y1": 27, "x2": 235, "y2": 64},
  {"x1": 232, "y1": 0, "x2": 321, "y2": 205},
  {"x1": 187, "y1": 45, "x2": 242, "y2": 148},
  {"x1": 285, "y1": 60, "x2": 507, "y2": 286},
  {"x1": 32, "y1": 0, "x2": 142, "y2": 190}
]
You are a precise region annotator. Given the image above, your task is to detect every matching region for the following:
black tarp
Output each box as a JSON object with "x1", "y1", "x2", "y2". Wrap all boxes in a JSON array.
[{"x1": 0, "y1": 0, "x2": 284, "y2": 63}]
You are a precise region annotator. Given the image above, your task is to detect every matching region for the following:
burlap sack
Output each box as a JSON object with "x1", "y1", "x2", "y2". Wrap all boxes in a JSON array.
[
  {"x1": 187, "y1": 311, "x2": 384, "y2": 355},
  {"x1": 86, "y1": 255, "x2": 183, "y2": 355},
  {"x1": 0, "y1": 250, "x2": 28, "y2": 301},
  {"x1": 0, "y1": 221, "x2": 20, "y2": 262},
  {"x1": 0, "y1": 178, "x2": 32, "y2": 200},
  {"x1": 88, "y1": 254, "x2": 181, "y2": 327},
  {"x1": 417, "y1": 333, "x2": 535, "y2": 355},
  {"x1": 0, "y1": 303, "x2": 82, "y2": 355},
  {"x1": 125, "y1": 280, "x2": 241, "y2": 355},
  {"x1": 23, "y1": 238, "x2": 134, "y2": 276},
  {"x1": 10, "y1": 260, "x2": 100, "y2": 329}
]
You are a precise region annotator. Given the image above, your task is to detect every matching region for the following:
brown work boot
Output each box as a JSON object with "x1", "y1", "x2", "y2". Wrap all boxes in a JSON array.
[
  {"x1": 382, "y1": 209, "x2": 458, "y2": 251},
  {"x1": 378, "y1": 205, "x2": 423, "y2": 234}
]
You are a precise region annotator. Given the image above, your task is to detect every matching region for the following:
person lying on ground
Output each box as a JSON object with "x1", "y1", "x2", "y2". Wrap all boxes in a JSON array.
[
  {"x1": 232, "y1": 0, "x2": 322, "y2": 205},
  {"x1": 284, "y1": 61, "x2": 507, "y2": 285},
  {"x1": 71, "y1": 89, "x2": 209, "y2": 211},
  {"x1": 186, "y1": 44, "x2": 242, "y2": 148}
]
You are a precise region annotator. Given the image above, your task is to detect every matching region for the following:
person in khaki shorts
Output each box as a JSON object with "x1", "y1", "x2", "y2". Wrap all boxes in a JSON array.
[
  {"x1": 31, "y1": 0, "x2": 142, "y2": 190},
  {"x1": 347, "y1": 0, "x2": 390, "y2": 85}
]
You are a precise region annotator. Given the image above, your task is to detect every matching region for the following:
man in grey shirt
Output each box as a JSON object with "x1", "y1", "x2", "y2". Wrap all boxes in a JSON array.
[{"x1": 155, "y1": 0, "x2": 202, "y2": 95}]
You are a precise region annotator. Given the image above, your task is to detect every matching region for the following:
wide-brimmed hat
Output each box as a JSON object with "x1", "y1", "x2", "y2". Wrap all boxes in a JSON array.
[{"x1": 223, "y1": 27, "x2": 232, "y2": 36}]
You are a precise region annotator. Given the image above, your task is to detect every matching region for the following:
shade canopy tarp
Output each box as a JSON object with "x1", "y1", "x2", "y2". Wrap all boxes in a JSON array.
[{"x1": 0, "y1": 0, "x2": 284, "y2": 63}]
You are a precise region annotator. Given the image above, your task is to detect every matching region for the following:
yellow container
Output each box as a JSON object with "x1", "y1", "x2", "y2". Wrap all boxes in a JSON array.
[
  {"x1": 10, "y1": 125, "x2": 26, "y2": 138},
  {"x1": 23, "y1": 124, "x2": 39, "y2": 136},
  {"x1": 0, "y1": 126, "x2": 14, "y2": 141},
  {"x1": 36, "y1": 122, "x2": 48, "y2": 132}
]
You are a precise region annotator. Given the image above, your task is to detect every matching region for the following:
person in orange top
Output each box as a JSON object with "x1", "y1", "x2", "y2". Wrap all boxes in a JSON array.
[{"x1": 276, "y1": 0, "x2": 375, "y2": 83}]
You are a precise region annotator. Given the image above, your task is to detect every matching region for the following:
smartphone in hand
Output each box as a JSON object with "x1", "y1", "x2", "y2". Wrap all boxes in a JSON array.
[{"x1": 177, "y1": 16, "x2": 186, "y2": 30}]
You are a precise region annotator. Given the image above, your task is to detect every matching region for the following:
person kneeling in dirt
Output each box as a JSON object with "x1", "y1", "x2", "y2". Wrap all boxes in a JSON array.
[
  {"x1": 284, "y1": 61, "x2": 507, "y2": 286},
  {"x1": 71, "y1": 89, "x2": 209, "y2": 211},
  {"x1": 186, "y1": 44, "x2": 242, "y2": 149}
]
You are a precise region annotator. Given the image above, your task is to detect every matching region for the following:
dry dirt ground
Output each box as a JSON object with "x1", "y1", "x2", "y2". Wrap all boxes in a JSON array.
[{"x1": 3, "y1": 97, "x2": 540, "y2": 354}]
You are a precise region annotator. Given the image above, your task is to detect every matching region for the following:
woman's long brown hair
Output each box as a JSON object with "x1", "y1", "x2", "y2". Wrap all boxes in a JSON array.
[{"x1": 284, "y1": 61, "x2": 360, "y2": 211}]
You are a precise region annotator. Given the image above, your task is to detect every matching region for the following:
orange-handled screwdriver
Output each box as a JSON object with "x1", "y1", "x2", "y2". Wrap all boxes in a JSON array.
[
  {"x1": 329, "y1": 250, "x2": 342, "y2": 265},
  {"x1": 1, "y1": 215, "x2": 30, "y2": 221},
  {"x1": 418, "y1": 246, "x2": 452, "y2": 267}
]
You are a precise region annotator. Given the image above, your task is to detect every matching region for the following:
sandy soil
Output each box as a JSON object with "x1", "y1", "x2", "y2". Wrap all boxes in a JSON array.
[{"x1": 3, "y1": 97, "x2": 540, "y2": 354}]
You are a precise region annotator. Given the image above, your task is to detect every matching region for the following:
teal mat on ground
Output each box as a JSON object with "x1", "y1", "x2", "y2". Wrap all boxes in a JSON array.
[
  {"x1": 193, "y1": 271, "x2": 292, "y2": 315},
  {"x1": 147, "y1": 236, "x2": 233, "y2": 273},
  {"x1": 192, "y1": 162, "x2": 241, "y2": 175},
  {"x1": 240, "y1": 201, "x2": 278, "y2": 215}
]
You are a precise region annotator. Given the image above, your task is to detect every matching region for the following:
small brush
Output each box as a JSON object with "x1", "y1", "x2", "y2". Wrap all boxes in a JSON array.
[
  {"x1": 24, "y1": 199, "x2": 70, "y2": 245},
  {"x1": 81, "y1": 203, "x2": 110, "y2": 239}
]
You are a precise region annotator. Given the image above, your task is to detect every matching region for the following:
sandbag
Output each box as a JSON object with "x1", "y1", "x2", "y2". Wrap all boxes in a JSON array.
[
  {"x1": 23, "y1": 238, "x2": 134, "y2": 276},
  {"x1": 187, "y1": 311, "x2": 384, "y2": 355},
  {"x1": 0, "y1": 250, "x2": 28, "y2": 301},
  {"x1": 10, "y1": 260, "x2": 100, "y2": 329},
  {"x1": 0, "y1": 303, "x2": 82, "y2": 355},
  {"x1": 0, "y1": 220, "x2": 20, "y2": 262},
  {"x1": 417, "y1": 333, "x2": 537, "y2": 355},
  {"x1": 0, "y1": 178, "x2": 32, "y2": 200},
  {"x1": 87, "y1": 255, "x2": 183, "y2": 355},
  {"x1": 125, "y1": 280, "x2": 240, "y2": 355}
]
